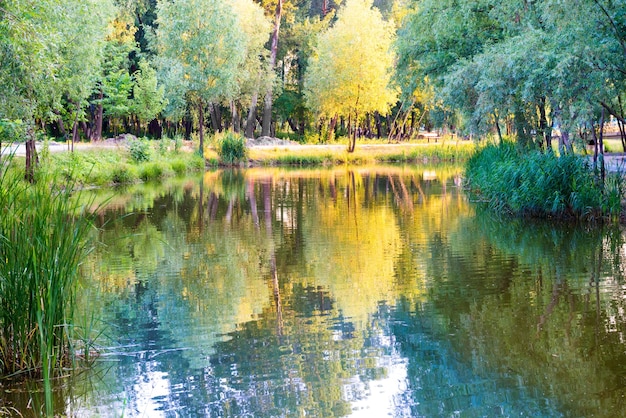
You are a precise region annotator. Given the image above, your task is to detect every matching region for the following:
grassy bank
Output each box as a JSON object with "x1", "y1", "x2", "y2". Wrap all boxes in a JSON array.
[
  {"x1": 2, "y1": 138, "x2": 205, "y2": 188},
  {"x1": 1, "y1": 136, "x2": 477, "y2": 188},
  {"x1": 44, "y1": 141, "x2": 205, "y2": 187},
  {"x1": 247, "y1": 139, "x2": 477, "y2": 166},
  {"x1": 465, "y1": 142, "x2": 625, "y2": 221}
]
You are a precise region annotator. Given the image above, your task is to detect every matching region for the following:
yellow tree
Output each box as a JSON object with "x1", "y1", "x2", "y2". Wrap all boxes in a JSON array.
[{"x1": 304, "y1": 0, "x2": 398, "y2": 151}]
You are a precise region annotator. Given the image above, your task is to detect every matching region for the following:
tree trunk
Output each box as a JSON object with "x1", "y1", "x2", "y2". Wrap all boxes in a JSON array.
[
  {"x1": 71, "y1": 121, "x2": 78, "y2": 152},
  {"x1": 71, "y1": 102, "x2": 81, "y2": 152},
  {"x1": 209, "y1": 103, "x2": 222, "y2": 133},
  {"x1": 398, "y1": 101, "x2": 416, "y2": 141},
  {"x1": 538, "y1": 97, "x2": 551, "y2": 151},
  {"x1": 494, "y1": 111, "x2": 503, "y2": 145},
  {"x1": 231, "y1": 101, "x2": 240, "y2": 133},
  {"x1": 591, "y1": 112, "x2": 606, "y2": 184},
  {"x1": 618, "y1": 118, "x2": 626, "y2": 152},
  {"x1": 375, "y1": 112, "x2": 382, "y2": 139},
  {"x1": 91, "y1": 89, "x2": 104, "y2": 141},
  {"x1": 287, "y1": 118, "x2": 298, "y2": 133},
  {"x1": 617, "y1": 95, "x2": 626, "y2": 152},
  {"x1": 148, "y1": 119, "x2": 162, "y2": 138},
  {"x1": 56, "y1": 116, "x2": 67, "y2": 142},
  {"x1": 348, "y1": 113, "x2": 357, "y2": 153},
  {"x1": 25, "y1": 125, "x2": 38, "y2": 183},
  {"x1": 184, "y1": 116, "x2": 193, "y2": 140},
  {"x1": 261, "y1": 0, "x2": 283, "y2": 138},
  {"x1": 245, "y1": 90, "x2": 259, "y2": 138},
  {"x1": 328, "y1": 115, "x2": 338, "y2": 142},
  {"x1": 198, "y1": 100, "x2": 205, "y2": 157},
  {"x1": 559, "y1": 129, "x2": 573, "y2": 155}
]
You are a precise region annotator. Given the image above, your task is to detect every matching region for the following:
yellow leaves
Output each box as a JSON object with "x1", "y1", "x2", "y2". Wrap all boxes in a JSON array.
[
  {"x1": 106, "y1": 17, "x2": 137, "y2": 45},
  {"x1": 304, "y1": 0, "x2": 398, "y2": 121}
]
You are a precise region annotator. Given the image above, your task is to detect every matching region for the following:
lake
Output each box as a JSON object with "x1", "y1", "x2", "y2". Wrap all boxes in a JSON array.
[{"x1": 4, "y1": 165, "x2": 626, "y2": 417}]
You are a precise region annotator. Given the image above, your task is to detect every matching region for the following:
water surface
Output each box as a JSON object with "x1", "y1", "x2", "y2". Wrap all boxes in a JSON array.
[{"x1": 4, "y1": 166, "x2": 626, "y2": 417}]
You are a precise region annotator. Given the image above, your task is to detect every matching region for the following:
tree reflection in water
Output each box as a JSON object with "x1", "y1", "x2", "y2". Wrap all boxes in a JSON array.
[{"x1": 5, "y1": 167, "x2": 626, "y2": 417}]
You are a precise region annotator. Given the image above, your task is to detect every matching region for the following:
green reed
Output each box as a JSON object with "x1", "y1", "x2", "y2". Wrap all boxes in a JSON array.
[
  {"x1": 465, "y1": 142, "x2": 625, "y2": 221},
  {"x1": 0, "y1": 165, "x2": 94, "y2": 414}
]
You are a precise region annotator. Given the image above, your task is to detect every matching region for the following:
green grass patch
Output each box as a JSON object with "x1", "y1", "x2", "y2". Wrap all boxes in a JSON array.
[
  {"x1": 139, "y1": 161, "x2": 173, "y2": 181},
  {"x1": 246, "y1": 140, "x2": 477, "y2": 167},
  {"x1": 37, "y1": 143, "x2": 205, "y2": 187}
]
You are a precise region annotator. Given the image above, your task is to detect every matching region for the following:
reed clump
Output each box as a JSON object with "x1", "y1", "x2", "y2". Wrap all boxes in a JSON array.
[
  {"x1": 0, "y1": 166, "x2": 94, "y2": 382},
  {"x1": 465, "y1": 142, "x2": 625, "y2": 221}
]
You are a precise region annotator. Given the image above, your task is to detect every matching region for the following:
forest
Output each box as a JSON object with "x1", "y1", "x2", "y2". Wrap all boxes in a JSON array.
[{"x1": 0, "y1": 0, "x2": 625, "y2": 151}]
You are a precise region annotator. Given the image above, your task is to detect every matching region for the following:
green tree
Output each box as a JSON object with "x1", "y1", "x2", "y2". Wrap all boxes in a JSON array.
[
  {"x1": 230, "y1": 0, "x2": 272, "y2": 136},
  {"x1": 397, "y1": 0, "x2": 626, "y2": 152},
  {"x1": 304, "y1": 0, "x2": 398, "y2": 151},
  {"x1": 0, "y1": 0, "x2": 113, "y2": 177},
  {"x1": 81, "y1": 12, "x2": 137, "y2": 142},
  {"x1": 155, "y1": 0, "x2": 247, "y2": 155},
  {"x1": 132, "y1": 59, "x2": 166, "y2": 135},
  {"x1": 261, "y1": 0, "x2": 284, "y2": 138}
]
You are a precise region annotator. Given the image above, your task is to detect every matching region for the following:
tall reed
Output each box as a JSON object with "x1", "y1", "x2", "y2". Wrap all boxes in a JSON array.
[
  {"x1": 0, "y1": 164, "x2": 94, "y2": 410},
  {"x1": 465, "y1": 142, "x2": 624, "y2": 220}
]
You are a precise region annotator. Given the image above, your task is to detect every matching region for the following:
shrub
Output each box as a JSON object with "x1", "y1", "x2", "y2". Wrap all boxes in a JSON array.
[
  {"x1": 170, "y1": 159, "x2": 188, "y2": 175},
  {"x1": 173, "y1": 135, "x2": 184, "y2": 152},
  {"x1": 157, "y1": 137, "x2": 170, "y2": 155},
  {"x1": 111, "y1": 164, "x2": 139, "y2": 184},
  {"x1": 128, "y1": 138, "x2": 152, "y2": 163},
  {"x1": 217, "y1": 132, "x2": 248, "y2": 165}
]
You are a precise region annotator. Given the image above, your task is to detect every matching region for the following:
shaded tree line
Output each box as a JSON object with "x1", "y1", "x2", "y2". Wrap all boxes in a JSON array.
[{"x1": 2, "y1": 0, "x2": 624, "y2": 159}]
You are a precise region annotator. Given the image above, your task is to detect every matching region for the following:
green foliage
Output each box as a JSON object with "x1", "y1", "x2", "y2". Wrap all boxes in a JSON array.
[
  {"x1": 111, "y1": 164, "x2": 139, "y2": 184},
  {"x1": 0, "y1": 0, "x2": 113, "y2": 123},
  {"x1": 465, "y1": 143, "x2": 624, "y2": 220},
  {"x1": 132, "y1": 59, "x2": 167, "y2": 125},
  {"x1": 0, "y1": 119, "x2": 24, "y2": 144},
  {"x1": 155, "y1": 0, "x2": 247, "y2": 111},
  {"x1": 128, "y1": 138, "x2": 152, "y2": 163},
  {"x1": 170, "y1": 159, "x2": 188, "y2": 175},
  {"x1": 173, "y1": 135, "x2": 184, "y2": 152},
  {"x1": 0, "y1": 166, "x2": 94, "y2": 383},
  {"x1": 139, "y1": 161, "x2": 172, "y2": 181},
  {"x1": 217, "y1": 132, "x2": 248, "y2": 165},
  {"x1": 39, "y1": 146, "x2": 203, "y2": 187},
  {"x1": 396, "y1": 0, "x2": 626, "y2": 141}
]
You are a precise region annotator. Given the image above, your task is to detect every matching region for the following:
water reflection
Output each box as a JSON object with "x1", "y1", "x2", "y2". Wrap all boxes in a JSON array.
[{"x1": 3, "y1": 166, "x2": 626, "y2": 417}]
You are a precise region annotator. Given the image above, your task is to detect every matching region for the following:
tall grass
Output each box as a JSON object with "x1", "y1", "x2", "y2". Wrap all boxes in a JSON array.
[
  {"x1": 216, "y1": 132, "x2": 248, "y2": 165},
  {"x1": 0, "y1": 165, "x2": 94, "y2": 414},
  {"x1": 465, "y1": 142, "x2": 625, "y2": 221}
]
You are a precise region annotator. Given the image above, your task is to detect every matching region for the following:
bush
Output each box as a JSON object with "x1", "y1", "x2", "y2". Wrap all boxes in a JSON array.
[
  {"x1": 170, "y1": 159, "x2": 188, "y2": 175},
  {"x1": 128, "y1": 138, "x2": 152, "y2": 163},
  {"x1": 217, "y1": 132, "x2": 248, "y2": 165},
  {"x1": 111, "y1": 164, "x2": 139, "y2": 184}
]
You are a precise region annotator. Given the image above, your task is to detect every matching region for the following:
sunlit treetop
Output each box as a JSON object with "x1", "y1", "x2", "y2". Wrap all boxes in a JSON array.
[{"x1": 304, "y1": 0, "x2": 398, "y2": 121}]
